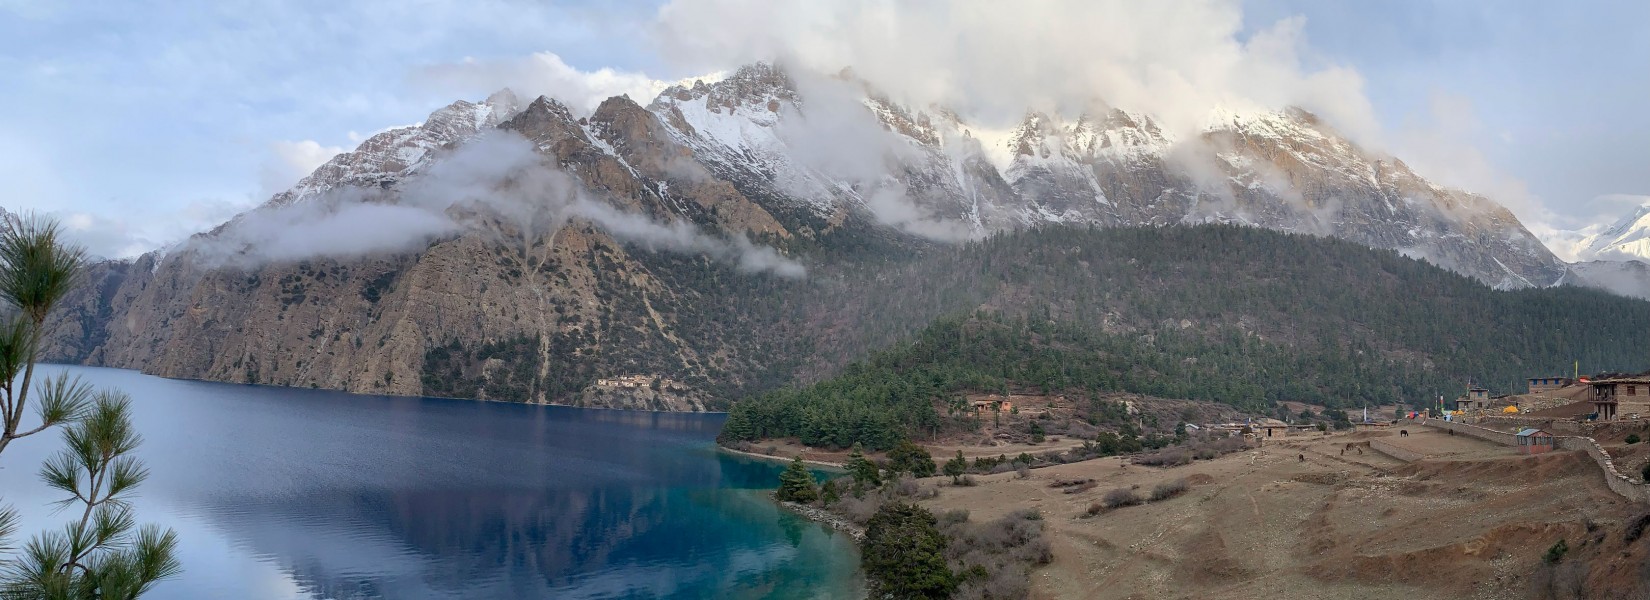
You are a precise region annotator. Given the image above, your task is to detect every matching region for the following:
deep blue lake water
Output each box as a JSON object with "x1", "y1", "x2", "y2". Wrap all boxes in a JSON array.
[{"x1": 0, "y1": 365, "x2": 862, "y2": 599}]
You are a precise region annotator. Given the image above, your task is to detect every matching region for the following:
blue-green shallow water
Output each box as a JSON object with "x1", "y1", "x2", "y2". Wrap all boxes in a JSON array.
[{"x1": 0, "y1": 365, "x2": 863, "y2": 599}]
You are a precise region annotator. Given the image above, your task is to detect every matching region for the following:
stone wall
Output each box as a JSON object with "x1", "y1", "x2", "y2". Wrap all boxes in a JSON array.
[
  {"x1": 1404, "y1": 418, "x2": 1518, "y2": 445},
  {"x1": 1476, "y1": 415, "x2": 1586, "y2": 435},
  {"x1": 1369, "y1": 438, "x2": 1426, "y2": 462},
  {"x1": 1557, "y1": 437, "x2": 1650, "y2": 503},
  {"x1": 1404, "y1": 417, "x2": 1650, "y2": 503}
]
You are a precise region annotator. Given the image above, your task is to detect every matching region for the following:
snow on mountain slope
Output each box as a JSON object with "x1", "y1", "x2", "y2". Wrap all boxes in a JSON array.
[
  {"x1": 1575, "y1": 204, "x2": 1650, "y2": 262},
  {"x1": 265, "y1": 89, "x2": 522, "y2": 208},
  {"x1": 246, "y1": 62, "x2": 1565, "y2": 289}
]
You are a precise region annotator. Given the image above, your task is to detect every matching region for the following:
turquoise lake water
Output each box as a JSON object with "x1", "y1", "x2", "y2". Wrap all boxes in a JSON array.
[{"x1": 0, "y1": 365, "x2": 863, "y2": 599}]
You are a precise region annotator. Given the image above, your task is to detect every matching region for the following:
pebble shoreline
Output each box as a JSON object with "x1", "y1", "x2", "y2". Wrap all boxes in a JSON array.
[{"x1": 777, "y1": 497, "x2": 867, "y2": 542}]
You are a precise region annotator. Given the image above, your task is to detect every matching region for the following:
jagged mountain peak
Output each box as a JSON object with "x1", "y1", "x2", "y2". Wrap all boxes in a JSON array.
[
  {"x1": 246, "y1": 59, "x2": 1568, "y2": 290},
  {"x1": 656, "y1": 62, "x2": 797, "y2": 115},
  {"x1": 265, "y1": 94, "x2": 516, "y2": 208}
]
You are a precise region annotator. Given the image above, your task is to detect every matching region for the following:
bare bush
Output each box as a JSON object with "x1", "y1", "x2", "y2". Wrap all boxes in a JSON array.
[
  {"x1": 1102, "y1": 488, "x2": 1141, "y2": 509},
  {"x1": 835, "y1": 494, "x2": 881, "y2": 525},
  {"x1": 939, "y1": 509, "x2": 971, "y2": 527},
  {"x1": 989, "y1": 462, "x2": 1017, "y2": 475},
  {"x1": 1048, "y1": 477, "x2": 1094, "y2": 488},
  {"x1": 1134, "y1": 447, "x2": 1191, "y2": 467},
  {"x1": 1532, "y1": 557, "x2": 1588, "y2": 600},
  {"x1": 891, "y1": 475, "x2": 921, "y2": 498},
  {"x1": 1086, "y1": 502, "x2": 1104, "y2": 516},
  {"x1": 1063, "y1": 481, "x2": 1098, "y2": 494},
  {"x1": 958, "y1": 475, "x2": 978, "y2": 487},
  {"x1": 1015, "y1": 465, "x2": 1031, "y2": 479},
  {"x1": 1150, "y1": 478, "x2": 1189, "y2": 501},
  {"x1": 1626, "y1": 511, "x2": 1650, "y2": 544},
  {"x1": 942, "y1": 509, "x2": 1051, "y2": 600}
]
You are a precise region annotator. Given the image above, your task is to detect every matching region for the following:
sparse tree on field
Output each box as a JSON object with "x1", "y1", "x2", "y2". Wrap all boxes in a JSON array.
[{"x1": 943, "y1": 450, "x2": 967, "y2": 484}]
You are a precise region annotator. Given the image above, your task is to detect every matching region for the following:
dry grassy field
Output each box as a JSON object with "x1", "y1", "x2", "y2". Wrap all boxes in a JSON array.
[{"x1": 917, "y1": 429, "x2": 1649, "y2": 600}]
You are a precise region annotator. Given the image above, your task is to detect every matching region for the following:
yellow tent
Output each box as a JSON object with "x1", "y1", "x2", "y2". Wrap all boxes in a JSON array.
[{"x1": 1502, "y1": 405, "x2": 1520, "y2": 414}]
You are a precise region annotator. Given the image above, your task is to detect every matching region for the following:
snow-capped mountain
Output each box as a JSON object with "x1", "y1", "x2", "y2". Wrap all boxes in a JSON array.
[
  {"x1": 265, "y1": 89, "x2": 522, "y2": 208},
  {"x1": 1573, "y1": 204, "x2": 1650, "y2": 262},
  {"x1": 639, "y1": 65, "x2": 1567, "y2": 287},
  {"x1": 228, "y1": 63, "x2": 1568, "y2": 289},
  {"x1": 41, "y1": 62, "x2": 1600, "y2": 404}
]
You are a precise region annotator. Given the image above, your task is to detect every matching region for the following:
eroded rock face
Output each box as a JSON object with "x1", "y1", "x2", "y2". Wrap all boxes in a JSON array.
[{"x1": 43, "y1": 62, "x2": 1578, "y2": 410}]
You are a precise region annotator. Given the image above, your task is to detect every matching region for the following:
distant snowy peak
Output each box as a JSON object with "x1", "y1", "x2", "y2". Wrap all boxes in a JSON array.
[
  {"x1": 264, "y1": 91, "x2": 522, "y2": 208},
  {"x1": 1577, "y1": 204, "x2": 1650, "y2": 262}
]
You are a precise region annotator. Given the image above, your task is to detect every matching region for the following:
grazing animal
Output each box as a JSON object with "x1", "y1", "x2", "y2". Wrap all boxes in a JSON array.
[
  {"x1": 1448, "y1": 429, "x2": 1455, "y2": 436},
  {"x1": 1400, "y1": 429, "x2": 1409, "y2": 437},
  {"x1": 1298, "y1": 453, "x2": 1306, "y2": 462}
]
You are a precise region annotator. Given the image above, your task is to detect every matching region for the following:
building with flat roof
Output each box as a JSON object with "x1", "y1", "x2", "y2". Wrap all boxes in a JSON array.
[{"x1": 1528, "y1": 377, "x2": 1574, "y2": 393}]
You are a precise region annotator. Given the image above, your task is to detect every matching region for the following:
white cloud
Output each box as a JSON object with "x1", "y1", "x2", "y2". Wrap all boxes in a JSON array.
[
  {"x1": 409, "y1": 52, "x2": 669, "y2": 115},
  {"x1": 651, "y1": 0, "x2": 1380, "y2": 141},
  {"x1": 259, "y1": 140, "x2": 345, "y2": 199},
  {"x1": 41, "y1": 197, "x2": 252, "y2": 260},
  {"x1": 197, "y1": 131, "x2": 805, "y2": 277}
]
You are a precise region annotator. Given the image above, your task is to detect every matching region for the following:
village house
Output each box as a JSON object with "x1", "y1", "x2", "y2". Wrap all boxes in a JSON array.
[
  {"x1": 1527, "y1": 376, "x2": 1575, "y2": 394},
  {"x1": 1454, "y1": 387, "x2": 1491, "y2": 413},
  {"x1": 972, "y1": 399, "x2": 1013, "y2": 414},
  {"x1": 1589, "y1": 377, "x2": 1650, "y2": 421},
  {"x1": 1515, "y1": 428, "x2": 1555, "y2": 455},
  {"x1": 593, "y1": 375, "x2": 654, "y2": 390}
]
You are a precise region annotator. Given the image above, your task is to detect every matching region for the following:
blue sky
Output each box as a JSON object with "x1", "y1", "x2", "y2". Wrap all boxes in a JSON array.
[{"x1": 2, "y1": 0, "x2": 1645, "y2": 258}]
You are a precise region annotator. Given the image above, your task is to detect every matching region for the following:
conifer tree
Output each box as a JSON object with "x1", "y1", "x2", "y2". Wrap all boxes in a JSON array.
[
  {"x1": 845, "y1": 443, "x2": 881, "y2": 493},
  {"x1": 886, "y1": 440, "x2": 936, "y2": 478},
  {"x1": 863, "y1": 503, "x2": 955, "y2": 600},
  {"x1": 775, "y1": 456, "x2": 818, "y2": 504},
  {"x1": 943, "y1": 450, "x2": 967, "y2": 484}
]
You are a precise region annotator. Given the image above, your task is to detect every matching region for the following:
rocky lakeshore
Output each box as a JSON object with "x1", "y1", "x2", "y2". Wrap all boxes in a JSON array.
[{"x1": 776, "y1": 498, "x2": 865, "y2": 542}]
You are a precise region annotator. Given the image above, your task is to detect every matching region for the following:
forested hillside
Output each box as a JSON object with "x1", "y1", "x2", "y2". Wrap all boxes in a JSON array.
[{"x1": 722, "y1": 225, "x2": 1650, "y2": 448}]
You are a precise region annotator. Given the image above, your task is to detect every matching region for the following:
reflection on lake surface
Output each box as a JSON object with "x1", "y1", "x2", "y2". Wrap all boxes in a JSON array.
[{"x1": 0, "y1": 366, "x2": 861, "y2": 599}]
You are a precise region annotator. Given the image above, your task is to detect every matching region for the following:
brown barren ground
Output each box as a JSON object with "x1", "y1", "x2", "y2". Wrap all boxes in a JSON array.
[{"x1": 917, "y1": 429, "x2": 1648, "y2": 600}]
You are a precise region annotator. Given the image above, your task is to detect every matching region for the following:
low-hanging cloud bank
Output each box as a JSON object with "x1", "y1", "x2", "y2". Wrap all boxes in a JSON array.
[
  {"x1": 651, "y1": 0, "x2": 1378, "y2": 143},
  {"x1": 644, "y1": 0, "x2": 1592, "y2": 240},
  {"x1": 191, "y1": 131, "x2": 806, "y2": 277}
]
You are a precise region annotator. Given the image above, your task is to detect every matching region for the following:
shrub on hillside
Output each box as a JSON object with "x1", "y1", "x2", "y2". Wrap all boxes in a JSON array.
[
  {"x1": 887, "y1": 440, "x2": 938, "y2": 477},
  {"x1": 1628, "y1": 434, "x2": 1642, "y2": 444},
  {"x1": 1150, "y1": 478, "x2": 1190, "y2": 501},
  {"x1": 863, "y1": 503, "x2": 955, "y2": 600},
  {"x1": 1134, "y1": 447, "x2": 1191, "y2": 467},
  {"x1": 1624, "y1": 511, "x2": 1650, "y2": 544},
  {"x1": 941, "y1": 509, "x2": 1051, "y2": 600},
  {"x1": 1544, "y1": 539, "x2": 1569, "y2": 564},
  {"x1": 1102, "y1": 488, "x2": 1141, "y2": 509}
]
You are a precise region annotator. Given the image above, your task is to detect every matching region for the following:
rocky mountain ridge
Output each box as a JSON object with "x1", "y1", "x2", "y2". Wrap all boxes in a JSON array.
[{"x1": 36, "y1": 62, "x2": 1621, "y2": 409}]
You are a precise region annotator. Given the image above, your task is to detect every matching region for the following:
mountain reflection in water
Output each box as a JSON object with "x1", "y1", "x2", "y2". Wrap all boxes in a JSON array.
[{"x1": 0, "y1": 366, "x2": 860, "y2": 599}]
